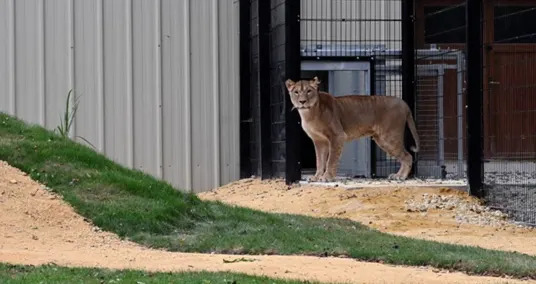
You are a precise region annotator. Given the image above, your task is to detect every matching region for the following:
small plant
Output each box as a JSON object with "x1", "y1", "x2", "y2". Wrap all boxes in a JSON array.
[
  {"x1": 55, "y1": 89, "x2": 78, "y2": 138},
  {"x1": 55, "y1": 89, "x2": 96, "y2": 149}
]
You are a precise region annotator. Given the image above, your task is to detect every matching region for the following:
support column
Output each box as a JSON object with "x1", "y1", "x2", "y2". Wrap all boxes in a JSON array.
[
  {"x1": 466, "y1": 0, "x2": 484, "y2": 196},
  {"x1": 285, "y1": 0, "x2": 301, "y2": 184},
  {"x1": 402, "y1": 0, "x2": 416, "y2": 176}
]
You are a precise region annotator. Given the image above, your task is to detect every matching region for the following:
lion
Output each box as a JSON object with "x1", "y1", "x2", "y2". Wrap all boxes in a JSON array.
[{"x1": 285, "y1": 76, "x2": 420, "y2": 182}]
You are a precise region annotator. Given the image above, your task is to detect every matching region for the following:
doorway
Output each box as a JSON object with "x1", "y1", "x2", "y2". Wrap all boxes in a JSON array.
[{"x1": 300, "y1": 60, "x2": 372, "y2": 178}]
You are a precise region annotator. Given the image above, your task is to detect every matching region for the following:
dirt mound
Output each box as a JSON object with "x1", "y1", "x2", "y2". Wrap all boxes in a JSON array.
[
  {"x1": 200, "y1": 178, "x2": 536, "y2": 255},
  {"x1": 0, "y1": 161, "x2": 533, "y2": 284}
]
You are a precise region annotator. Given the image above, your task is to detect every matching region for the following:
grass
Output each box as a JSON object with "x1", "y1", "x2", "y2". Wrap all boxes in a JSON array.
[
  {"x1": 0, "y1": 263, "x2": 313, "y2": 284},
  {"x1": 0, "y1": 113, "x2": 536, "y2": 279}
]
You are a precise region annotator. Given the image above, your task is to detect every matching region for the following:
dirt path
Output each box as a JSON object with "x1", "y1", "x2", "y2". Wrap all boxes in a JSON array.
[
  {"x1": 0, "y1": 161, "x2": 533, "y2": 284},
  {"x1": 199, "y1": 179, "x2": 536, "y2": 256}
]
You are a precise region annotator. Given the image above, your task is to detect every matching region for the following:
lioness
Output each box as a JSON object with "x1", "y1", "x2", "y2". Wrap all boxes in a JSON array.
[{"x1": 285, "y1": 76, "x2": 420, "y2": 182}]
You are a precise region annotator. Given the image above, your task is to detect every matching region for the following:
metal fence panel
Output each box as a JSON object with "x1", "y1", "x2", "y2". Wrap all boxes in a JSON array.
[
  {"x1": 482, "y1": 1, "x2": 536, "y2": 225},
  {"x1": 413, "y1": 2, "x2": 467, "y2": 180}
]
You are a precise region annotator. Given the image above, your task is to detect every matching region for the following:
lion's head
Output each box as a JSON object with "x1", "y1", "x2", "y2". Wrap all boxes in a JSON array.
[{"x1": 285, "y1": 77, "x2": 321, "y2": 110}]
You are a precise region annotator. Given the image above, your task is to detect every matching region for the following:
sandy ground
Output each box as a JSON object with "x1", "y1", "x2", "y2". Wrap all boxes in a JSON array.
[
  {"x1": 199, "y1": 178, "x2": 536, "y2": 256},
  {"x1": 0, "y1": 162, "x2": 534, "y2": 284}
]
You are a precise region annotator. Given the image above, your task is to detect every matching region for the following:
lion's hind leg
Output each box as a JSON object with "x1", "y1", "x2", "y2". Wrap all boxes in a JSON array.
[
  {"x1": 373, "y1": 135, "x2": 413, "y2": 180},
  {"x1": 393, "y1": 150, "x2": 413, "y2": 180}
]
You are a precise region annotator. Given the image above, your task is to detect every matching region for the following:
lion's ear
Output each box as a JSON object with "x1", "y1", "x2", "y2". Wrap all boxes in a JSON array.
[
  {"x1": 285, "y1": 79, "x2": 296, "y2": 92},
  {"x1": 310, "y1": 76, "x2": 321, "y2": 89}
]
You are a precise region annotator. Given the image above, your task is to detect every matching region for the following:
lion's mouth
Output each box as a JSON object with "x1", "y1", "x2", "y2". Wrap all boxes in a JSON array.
[{"x1": 294, "y1": 106, "x2": 310, "y2": 110}]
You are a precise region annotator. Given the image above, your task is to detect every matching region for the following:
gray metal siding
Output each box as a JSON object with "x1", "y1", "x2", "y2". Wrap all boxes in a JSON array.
[
  {"x1": 103, "y1": 0, "x2": 132, "y2": 166},
  {"x1": 132, "y1": 0, "x2": 160, "y2": 178},
  {"x1": 0, "y1": 0, "x2": 240, "y2": 193},
  {"x1": 44, "y1": 0, "x2": 71, "y2": 130},
  {"x1": 218, "y1": 0, "x2": 240, "y2": 184},
  {"x1": 191, "y1": 0, "x2": 212, "y2": 191},
  {"x1": 74, "y1": 0, "x2": 105, "y2": 151},
  {"x1": 15, "y1": 0, "x2": 45, "y2": 125},
  {"x1": 0, "y1": 0, "x2": 15, "y2": 115},
  {"x1": 161, "y1": 0, "x2": 190, "y2": 189}
]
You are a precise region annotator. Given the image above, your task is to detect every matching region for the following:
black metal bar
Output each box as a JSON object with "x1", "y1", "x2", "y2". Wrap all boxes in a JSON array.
[
  {"x1": 239, "y1": 0, "x2": 251, "y2": 178},
  {"x1": 258, "y1": 0, "x2": 272, "y2": 179},
  {"x1": 402, "y1": 0, "x2": 416, "y2": 177},
  {"x1": 466, "y1": 0, "x2": 484, "y2": 197},
  {"x1": 370, "y1": 57, "x2": 377, "y2": 178},
  {"x1": 285, "y1": 0, "x2": 302, "y2": 184}
]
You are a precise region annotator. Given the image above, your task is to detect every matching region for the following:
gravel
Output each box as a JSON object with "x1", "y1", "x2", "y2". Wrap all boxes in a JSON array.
[
  {"x1": 404, "y1": 193, "x2": 527, "y2": 228},
  {"x1": 300, "y1": 171, "x2": 536, "y2": 226}
]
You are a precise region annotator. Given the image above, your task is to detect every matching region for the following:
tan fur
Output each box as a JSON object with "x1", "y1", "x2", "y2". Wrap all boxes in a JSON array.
[{"x1": 285, "y1": 77, "x2": 420, "y2": 182}]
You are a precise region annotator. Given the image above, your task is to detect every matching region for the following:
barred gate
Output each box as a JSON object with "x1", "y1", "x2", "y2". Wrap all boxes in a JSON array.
[
  {"x1": 298, "y1": 0, "x2": 466, "y2": 179},
  {"x1": 299, "y1": 0, "x2": 405, "y2": 178}
]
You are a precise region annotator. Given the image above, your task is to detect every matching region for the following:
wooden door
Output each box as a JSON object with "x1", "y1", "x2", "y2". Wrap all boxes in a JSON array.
[{"x1": 485, "y1": 1, "x2": 536, "y2": 159}]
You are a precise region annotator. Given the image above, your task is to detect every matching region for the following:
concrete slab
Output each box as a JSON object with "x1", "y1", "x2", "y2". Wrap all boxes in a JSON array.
[{"x1": 299, "y1": 175, "x2": 468, "y2": 191}]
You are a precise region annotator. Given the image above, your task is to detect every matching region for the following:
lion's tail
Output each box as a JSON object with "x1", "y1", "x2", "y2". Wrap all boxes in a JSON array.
[{"x1": 406, "y1": 110, "x2": 420, "y2": 153}]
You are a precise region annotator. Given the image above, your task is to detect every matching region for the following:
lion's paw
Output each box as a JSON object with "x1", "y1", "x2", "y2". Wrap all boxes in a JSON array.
[
  {"x1": 388, "y1": 173, "x2": 401, "y2": 180},
  {"x1": 319, "y1": 175, "x2": 335, "y2": 182},
  {"x1": 388, "y1": 174, "x2": 407, "y2": 181},
  {"x1": 308, "y1": 175, "x2": 320, "y2": 182}
]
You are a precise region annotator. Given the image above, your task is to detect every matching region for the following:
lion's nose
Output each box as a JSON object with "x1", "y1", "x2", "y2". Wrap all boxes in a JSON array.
[{"x1": 299, "y1": 100, "x2": 306, "y2": 104}]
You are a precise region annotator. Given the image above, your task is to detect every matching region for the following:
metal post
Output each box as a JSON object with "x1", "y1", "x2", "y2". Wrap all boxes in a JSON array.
[
  {"x1": 456, "y1": 52, "x2": 465, "y2": 178},
  {"x1": 285, "y1": 0, "x2": 302, "y2": 184},
  {"x1": 437, "y1": 67, "x2": 445, "y2": 172},
  {"x1": 466, "y1": 0, "x2": 484, "y2": 196},
  {"x1": 239, "y1": 0, "x2": 251, "y2": 178},
  {"x1": 370, "y1": 58, "x2": 377, "y2": 178},
  {"x1": 258, "y1": 0, "x2": 272, "y2": 179},
  {"x1": 402, "y1": 0, "x2": 416, "y2": 176}
]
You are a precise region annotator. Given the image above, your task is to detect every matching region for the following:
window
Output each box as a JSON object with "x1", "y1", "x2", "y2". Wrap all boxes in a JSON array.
[
  {"x1": 424, "y1": 5, "x2": 466, "y2": 44},
  {"x1": 494, "y1": 6, "x2": 536, "y2": 43}
]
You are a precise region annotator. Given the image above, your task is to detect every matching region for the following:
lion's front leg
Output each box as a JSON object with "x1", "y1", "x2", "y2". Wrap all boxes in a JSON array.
[
  {"x1": 309, "y1": 139, "x2": 329, "y2": 182},
  {"x1": 320, "y1": 136, "x2": 345, "y2": 182}
]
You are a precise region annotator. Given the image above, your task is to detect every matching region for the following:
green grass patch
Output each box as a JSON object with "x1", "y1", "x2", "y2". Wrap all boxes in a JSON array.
[
  {"x1": 0, "y1": 263, "x2": 312, "y2": 284},
  {"x1": 1, "y1": 113, "x2": 536, "y2": 279}
]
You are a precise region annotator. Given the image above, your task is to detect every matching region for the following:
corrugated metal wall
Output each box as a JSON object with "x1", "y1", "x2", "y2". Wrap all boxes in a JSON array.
[{"x1": 0, "y1": 0, "x2": 240, "y2": 193}]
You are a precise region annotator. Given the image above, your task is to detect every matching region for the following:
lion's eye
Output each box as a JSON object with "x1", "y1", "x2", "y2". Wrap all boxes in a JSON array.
[
  {"x1": 307, "y1": 90, "x2": 312, "y2": 94},
  {"x1": 294, "y1": 92, "x2": 299, "y2": 96}
]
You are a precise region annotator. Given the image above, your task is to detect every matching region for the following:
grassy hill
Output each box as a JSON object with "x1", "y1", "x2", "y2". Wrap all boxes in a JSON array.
[{"x1": 1, "y1": 113, "x2": 535, "y2": 279}]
